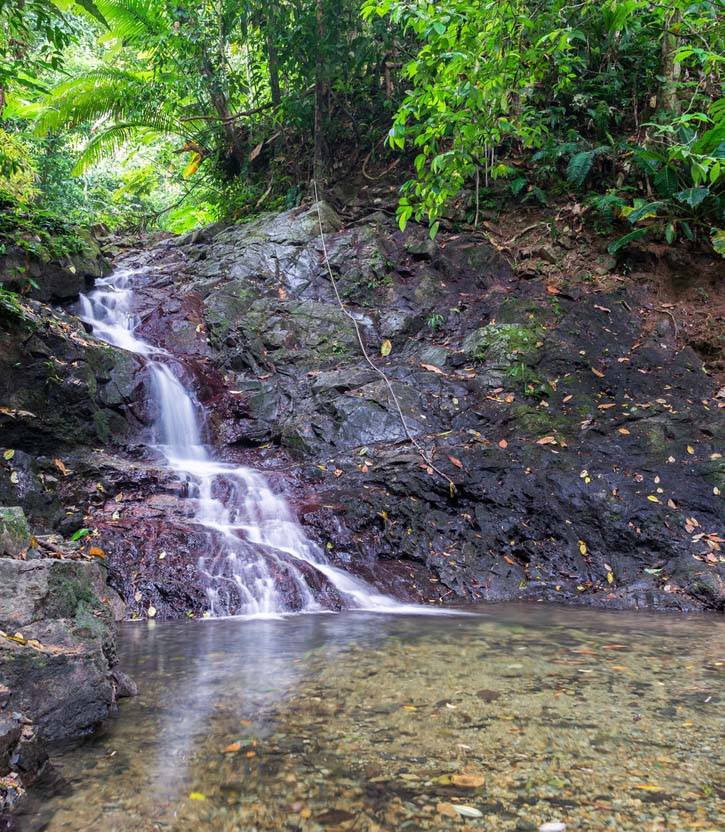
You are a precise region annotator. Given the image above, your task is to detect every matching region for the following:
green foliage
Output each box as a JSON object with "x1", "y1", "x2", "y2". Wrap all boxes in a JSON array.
[
  {"x1": 366, "y1": 0, "x2": 724, "y2": 253},
  {"x1": 0, "y1": 190, "x2": 88, "y2": 260}
]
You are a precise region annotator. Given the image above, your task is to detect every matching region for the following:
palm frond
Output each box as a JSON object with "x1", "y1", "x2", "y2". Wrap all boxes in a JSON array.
[
  {"x1": 35, "y1": 69, "x2": 152, "y2": 134},
  {"x1": 73, "y1": 123, "x2": 170, "y2": 173},
  {"x1": 94, "y1": 0, "x2": 166, "y2": 40}
]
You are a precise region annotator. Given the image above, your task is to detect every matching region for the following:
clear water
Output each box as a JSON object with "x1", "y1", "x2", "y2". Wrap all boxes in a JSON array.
[
  {"x1": 19, "y1": 606, "x2": 724, "y2": 831},
  {"x1": 79, "y1": 270, "x2": 403, "y2": 616}
]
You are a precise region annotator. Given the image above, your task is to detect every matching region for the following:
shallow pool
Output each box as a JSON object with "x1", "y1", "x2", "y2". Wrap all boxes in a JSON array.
[{"x1": 19, "y1": 605, "x2": 724, "y2": 831}]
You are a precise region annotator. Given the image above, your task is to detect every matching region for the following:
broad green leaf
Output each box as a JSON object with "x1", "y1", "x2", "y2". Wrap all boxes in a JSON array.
[
  {"x1": 70, "y1": 528, "x2": 91, "y2": 541},
  {"x1": 607, "y1": 228, "x2": 648, "y2": 254}
]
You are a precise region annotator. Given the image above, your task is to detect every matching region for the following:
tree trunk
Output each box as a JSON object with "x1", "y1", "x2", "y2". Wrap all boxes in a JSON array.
[
  {"x1": 267, "y1": 34, "x2": 281, "y2": 106},
  {"x1": 313, "y1": 0, "x2": 325, "y2": 185},
  {"x1": 658, "y1": 9, "x2": 682, "y2": 114}
]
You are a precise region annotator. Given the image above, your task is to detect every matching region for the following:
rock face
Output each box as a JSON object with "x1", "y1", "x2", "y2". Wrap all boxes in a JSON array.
[
  {"x1": 72, "y1": 203, "x2": 723, "y2": 616},
  {"x1": 1, "y1": 203, "x2": 723, "y2": 619},
  {"x1": 0, "y1": 546, "x2": 129, "y2": 799}
]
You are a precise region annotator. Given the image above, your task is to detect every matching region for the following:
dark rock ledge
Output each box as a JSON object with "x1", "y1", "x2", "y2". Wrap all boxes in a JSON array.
[{"x1": 0, "y1": 507, "x2": 134, "y2": 816}]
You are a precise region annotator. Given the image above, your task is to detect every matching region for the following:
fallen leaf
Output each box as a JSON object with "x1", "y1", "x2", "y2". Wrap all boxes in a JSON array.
[
  {"x1": 618, "y1": 428, "x2": 630, "y2": 435},
  {"x1": 380, "y1": 339, "x2": 392, "y2": 356},
  {"x1": 88, "y1": 546, "x2": 105, "y2": 559},
  {"x1": 147, "y1": 606, "x2": 157, "y2": 618},
  {"x1": 632, "y1": 784, "x2": 661, "y2": 791},
  {"x1": 10, "y1": 471, "x2": 18, "y2": 484},
  {"x1": 2, "y1": 449, "x2": 14, "y2": 461},
  {"x1": 223, "y1": 742, "x2": 241, "y2": 753},
  {"x1": 53, "y1": 458, "x2": 69, "y2": 476},
  {"x1": 498, "y1": 439, "x2": 508, "y2": 449},
  {"x1": 647, "y1": 495, "x2": 661, "y2": 504},
  {"x1": 448, "y1": 455, "x2": 463, "y2": 469},
  {"x1": 578, "y1": 540, "x2": 587, "y2": 555},
  {"x1": 592, "y1": 368, "x2": 605, "y2": 378},
  {"x1": 421, "y1": 363, "x2": 446, "y2": 376},
  {"x1": 536, "y1": 435, "x2": 557, "y2": 445},
  {"x1": 687, "y1": 445, "x2": 695, "y2": 455},
  {"x1": 188, "y1": 793, "x2": 206, "y2": 801},
  {"x1": 451, "y1": 773, "x2": 485, "y2": 788}
]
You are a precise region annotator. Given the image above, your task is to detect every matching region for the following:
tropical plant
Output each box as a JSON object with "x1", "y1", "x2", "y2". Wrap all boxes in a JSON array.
[{"x1": 364, "y1": 0, "x2": 725, "y2": 253}]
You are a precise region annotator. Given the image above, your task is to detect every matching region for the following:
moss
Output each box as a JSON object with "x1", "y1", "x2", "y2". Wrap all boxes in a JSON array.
[
  {"x1": 645, "y1": 423, "x2": 668, "y2": 456},
  {"x1": 463, "y1": 323, "x2": 541, "y2": 366},
  {"x1": 513, "y1": 406, "x2": 575, "y2": 437},
  {"x1": 47, "y1": 568, "x2": 99, "y2": 621}
]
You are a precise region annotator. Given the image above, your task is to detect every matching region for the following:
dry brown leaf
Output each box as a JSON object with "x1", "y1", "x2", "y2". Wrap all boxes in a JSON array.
[
  {"x1": 421, "y1": 363, "x2": 446, "y2": 376},
  {"x1": 448, "y1": 455, "x2": 463, "y2": 469},
  {"x1": 536, "y1": 436, "x2": 557, "y2": 445},
  {"x1": 592, "y1": 368, "x2": 605, "y2": 378},
  {"x1": 54, "y1": 458, "x2": 69, "y2": 476}
]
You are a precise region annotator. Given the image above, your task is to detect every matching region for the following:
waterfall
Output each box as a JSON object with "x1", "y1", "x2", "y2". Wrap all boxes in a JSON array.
[{"x1": 80, "y1": 268, "x2": 401, "y2": 617}]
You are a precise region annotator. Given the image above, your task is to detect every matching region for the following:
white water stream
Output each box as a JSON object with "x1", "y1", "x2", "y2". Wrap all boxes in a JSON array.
[{"x1": 80, "y1": 268, "x2": 402, "y2": 617}]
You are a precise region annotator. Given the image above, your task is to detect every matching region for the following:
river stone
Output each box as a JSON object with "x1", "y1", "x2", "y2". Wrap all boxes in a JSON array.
[{"x1": 0, "y1": 509, "x2": 29, "y2": 558}]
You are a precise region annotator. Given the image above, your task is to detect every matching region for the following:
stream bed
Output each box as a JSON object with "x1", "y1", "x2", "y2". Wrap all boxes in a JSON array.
[{"x1": 20, "y1": 605, "x2": 724, "y2": 832}]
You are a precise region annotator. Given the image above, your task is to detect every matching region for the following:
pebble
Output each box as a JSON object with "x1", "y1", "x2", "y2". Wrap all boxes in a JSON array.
[{"x1": 539, "y1": 824, "x2": 566, "y2": 832}]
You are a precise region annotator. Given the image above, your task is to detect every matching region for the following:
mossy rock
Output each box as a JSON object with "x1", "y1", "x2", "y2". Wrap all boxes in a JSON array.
[
  {"x1": 0, "y1": 507, "x2": 30, "y2": 557},
  {"x1": 463, "y1": 323, "x2": 541, "y2": 368}
]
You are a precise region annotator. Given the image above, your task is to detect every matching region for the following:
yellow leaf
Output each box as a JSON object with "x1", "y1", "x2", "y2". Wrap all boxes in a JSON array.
[
  {"x1": 618, "y1": 428, "x2": 630, "y2": 435},
  {"x1": 687, "y1": 445, "x2": 695, "y2": 455},
  {"x1": 607, "y1": 572, "x2": 614, "y2": 584},
  {"x1": 54, "y1": 458, "x2": 69, "y2": 476},
  {"x1": 2, "y1": 449, "x2": 14, "y2": 460},
  {"x1": 183, "y1": 152, "x2": 203, "y2": 178},
  {"x1": 188, "y1": 792, "x2": 206, "y2": 801},
  {"x1": 633, "y1": 784, "x2": 661, "y2": 791},
  {"x1": 578, "y1": 540, "x2": 587, "y2": 555},
  {"x1": 647, "y1": 495, "x2": 661, "y2": 503},
  {"x1": 380, "y1": 339, "x2": 392, "y2": 356}
]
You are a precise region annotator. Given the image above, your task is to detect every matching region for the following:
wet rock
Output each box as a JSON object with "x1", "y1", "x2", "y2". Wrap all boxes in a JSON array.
[{"x1": 0, "y1": 509, "x2": 29, "y2": 558}]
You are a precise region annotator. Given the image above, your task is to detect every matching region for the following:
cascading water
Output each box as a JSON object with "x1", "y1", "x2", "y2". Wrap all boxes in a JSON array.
[{"x1": 80, "y1": 268, "x2": 401, "y2": 617}]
